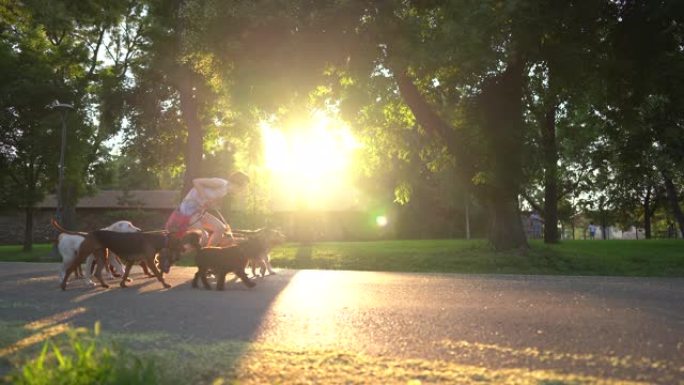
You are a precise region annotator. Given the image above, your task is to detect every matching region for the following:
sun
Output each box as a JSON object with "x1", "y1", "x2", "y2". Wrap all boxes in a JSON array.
[{"x1": 260, "y1": 111, "x2": 361, "y2": 210}]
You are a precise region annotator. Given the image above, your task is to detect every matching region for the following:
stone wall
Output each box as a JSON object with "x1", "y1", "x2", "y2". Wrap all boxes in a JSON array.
[
  {"x1": 0, "y1": 209, "x2": 172, "y2": 245},
  {"x1": 0, "y1": 211, "x2": 31, "y2": 244},
  {"x1": 1, "y1": 208, "x2": 391, "y2": 245}
]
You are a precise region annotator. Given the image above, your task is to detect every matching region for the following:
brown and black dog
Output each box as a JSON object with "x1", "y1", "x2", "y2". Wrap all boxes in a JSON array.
[
  {"x1": 234, "y1": 229, "x2": 286, "y2": 277},
  {"x1": 59, "y1": 228, "x2": 187, "y2": 291},
  {"x1": 189, "y1": 237, "x2": 268, "y2": 290}
]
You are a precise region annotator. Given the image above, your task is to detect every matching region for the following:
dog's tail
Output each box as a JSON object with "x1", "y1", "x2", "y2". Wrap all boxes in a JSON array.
[{"x1": 50, "y1": 218, "x2": 87, "y2": 236}]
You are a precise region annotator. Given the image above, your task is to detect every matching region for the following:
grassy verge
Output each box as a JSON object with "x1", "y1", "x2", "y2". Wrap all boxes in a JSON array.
[
  {"x1": 2, "y1": 324, "x2": 170, "y2": 385},
  {"x1": 0, "y1": 244, "x2": 55, "y2": 263},
  {"x1": 1, "y1": 323, "x2": 660, "y2": 385},
  {"x1": 3, "y1": 239, "x2": 683, "y2": 277},
  {"x1": 260, "y1": 239, "x2": 684, "y2": 277}
]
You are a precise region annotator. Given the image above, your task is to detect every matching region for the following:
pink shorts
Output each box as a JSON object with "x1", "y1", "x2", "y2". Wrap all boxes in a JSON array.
[{"x1": 165, "y1": 210, "x2": 192, "y2": 238}]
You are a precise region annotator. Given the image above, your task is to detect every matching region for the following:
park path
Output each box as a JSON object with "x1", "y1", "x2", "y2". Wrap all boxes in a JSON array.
[{"x1": 0, "y1": 262, "x2": 682, "y2": 384}]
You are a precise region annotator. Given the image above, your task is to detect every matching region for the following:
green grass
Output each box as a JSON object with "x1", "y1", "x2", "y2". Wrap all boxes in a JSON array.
[
  {"x1": 0, "y1": 244, "x2": 55, "y2": 263},
  {"x1": 5, "y1": 324, "x2": 167, "y2": 385},
  {"x1": 1, "y1": 324, "x2": 657, "y2": 385},
  {"x1": 263, "y1": 239, "x2": 684, "y2": 277},
  {"x1": 3, "y1": 239, "x2": 683, "y2": 277},
  {"x1": 536, "y1": 239, "x2": 684, "y2": 276}
]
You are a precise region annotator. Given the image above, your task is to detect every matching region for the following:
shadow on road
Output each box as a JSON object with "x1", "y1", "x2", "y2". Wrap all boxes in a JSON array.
[{"x1": 0, "y1": 262, "x2": 298, "y2": 371}]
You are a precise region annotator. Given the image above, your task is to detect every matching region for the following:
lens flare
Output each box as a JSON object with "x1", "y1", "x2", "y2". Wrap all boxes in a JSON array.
[{"x1": 376, "y1": 216, "x2": 388, "y2": 227}]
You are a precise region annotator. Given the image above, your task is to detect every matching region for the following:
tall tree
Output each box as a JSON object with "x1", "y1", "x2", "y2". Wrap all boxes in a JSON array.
[
  {"x1": 606, "y1": 0, "x2": 684, "y2": 237},
  {"x1": 519, "y1": 0, "x2": 611, "y2": 243},
  {"x1": 340, "y1": 1, "x2": 536, "y2": 249},
  {"x1": 0, "y1": 3, "x2": 90, "y2": 249},
  {"x1": 1, "y1": 0, "x2": 139, "y2": 247}
]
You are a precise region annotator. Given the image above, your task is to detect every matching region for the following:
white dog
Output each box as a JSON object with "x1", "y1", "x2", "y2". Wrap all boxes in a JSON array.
[{"x1": 56, "y1": 220, "x2": 141, "y2": 285}]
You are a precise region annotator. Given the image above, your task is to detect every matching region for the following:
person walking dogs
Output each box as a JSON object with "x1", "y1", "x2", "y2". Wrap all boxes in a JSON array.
[{"x1": 165, "y1": 172, "x2": 250, "y2": 245}]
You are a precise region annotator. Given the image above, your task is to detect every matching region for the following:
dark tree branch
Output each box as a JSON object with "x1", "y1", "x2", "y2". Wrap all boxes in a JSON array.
[
  {"x1": 522, "y1": 191, "x2": 543, "y2": 213},
  {"x1": 391, "y1": 67, "x2": 473, "y2": 176},
  {"x1": 87, "y1": 25, "x2": 106, "y2": 78}
]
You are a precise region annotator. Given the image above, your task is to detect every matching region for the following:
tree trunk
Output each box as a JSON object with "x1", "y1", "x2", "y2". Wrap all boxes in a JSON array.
[
  {"x1": 662, "y1": 171, "x2": 684, "y2": 238},
  {"x1": 178, "y1": 70, "x2": 204, "y2": 198},
  {"x1": 391, "y1": 58, "x2": 528, "y2": 251},
  {"x1": 23, "y1": 160, "x2": 37, "y2": 252},
  {"x1": 484, "y1": 189, "x2": 528, "y2": 250},
  {"x1": 571, "y1": 219, "x2": 575, "y2": 240},
  {"x1": 541, "y1": 104, "x2": 559, "y2": 243},
  {"x1": 477, "y1": 57, "x2": 528, "y2": 250},
  {"x1": 464, "y1": 192, "x2": 471, "y2": 240},
  {"x1": 601, "y1": 210, "x2": 607, "y2": 240},
  {"x1": 23, "y1": 205, "x2": 33, "y2": 252},
  {"x1": 643, "y1": 187, "x2": 652, "y2": 239}
]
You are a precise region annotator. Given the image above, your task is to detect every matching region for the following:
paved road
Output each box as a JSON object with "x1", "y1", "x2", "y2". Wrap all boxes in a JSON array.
[{"x1": 0, "y1": 262, "x2": 682, "y2": 384}]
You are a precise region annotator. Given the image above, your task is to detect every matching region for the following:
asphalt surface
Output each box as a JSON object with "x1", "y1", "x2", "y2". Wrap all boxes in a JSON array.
[{"x1": 0, "y1": 262, "x2": 682, "y2": 384}]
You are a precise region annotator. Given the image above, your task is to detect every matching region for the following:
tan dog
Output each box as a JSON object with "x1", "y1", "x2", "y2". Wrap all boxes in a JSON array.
[{"x1": 234, "y1": 229, "x2": 286, "y2": 277}]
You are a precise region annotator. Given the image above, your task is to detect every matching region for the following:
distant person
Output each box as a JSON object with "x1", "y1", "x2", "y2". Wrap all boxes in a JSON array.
[
  {"x1": 165, "y1": 172, "x2": 250, "y2": 246},
  {"x1": 588, "y1": 222, "x2": 597, "y2": 240},
  {"x1": 668, "y1": 222, "x2": 676, "y2": 238},
  {"x1": 530, "y1": 211, "x2": 543, "y2": 239}
]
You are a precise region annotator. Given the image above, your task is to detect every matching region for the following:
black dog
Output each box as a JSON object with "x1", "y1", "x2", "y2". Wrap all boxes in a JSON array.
[
  {"x1": 190, "y1": 237, "x2": 266, "y2": 290},
  {"x1": 60, "y1": 229, "x2": 186, "y2": 290}
]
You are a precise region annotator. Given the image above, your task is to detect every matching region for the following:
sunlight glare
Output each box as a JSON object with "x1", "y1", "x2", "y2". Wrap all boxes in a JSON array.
[{"x1": 260, "y1": 112, "x2": 361, "y2": 210}]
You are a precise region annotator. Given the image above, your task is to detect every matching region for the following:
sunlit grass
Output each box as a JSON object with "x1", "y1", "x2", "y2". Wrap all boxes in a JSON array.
[
  {"x1": 6, "y1": 324, "x2": 164, "y2": 385},
  {"x1": 266, "y1": 239, "x2": 684, "y2": 277},
  {"x1": 227, "y1": 344, "x2": 653, "y2": 385},
  {"x1": 1, "y1": 322, "x2": 657, "y2": 385},
  {"x1": 3, "y1": 239, "x2": 683, "y2": 277}
]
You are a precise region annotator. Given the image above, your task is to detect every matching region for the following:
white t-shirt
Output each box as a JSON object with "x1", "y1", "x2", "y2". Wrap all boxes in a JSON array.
[{"x1": 179, "y1": 178, "x2": 229, "y2": 216}]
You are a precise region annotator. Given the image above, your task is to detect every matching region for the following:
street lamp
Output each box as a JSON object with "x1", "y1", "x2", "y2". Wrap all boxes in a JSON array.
[{"x1": 47, "y1": 100, "x2": 74, "y2": 224}]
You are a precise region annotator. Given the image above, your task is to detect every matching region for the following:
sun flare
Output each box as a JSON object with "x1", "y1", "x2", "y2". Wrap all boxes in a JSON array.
[{"x1": 260, "y1": 112, "x2": 361, "y2": 210}]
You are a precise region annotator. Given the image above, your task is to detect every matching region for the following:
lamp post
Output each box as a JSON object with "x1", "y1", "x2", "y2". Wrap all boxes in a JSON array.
[{"x1": 47, "y1": 100, "x2": 74, "y2": 224}]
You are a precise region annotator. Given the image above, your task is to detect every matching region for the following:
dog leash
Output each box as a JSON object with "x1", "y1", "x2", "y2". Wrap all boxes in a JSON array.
[
  {"x1": 212, "y1": 208, "x2": 228, "y2": 226},
  {"x1": 188, "y1": 209, "x2": 208, "y2": 227}
]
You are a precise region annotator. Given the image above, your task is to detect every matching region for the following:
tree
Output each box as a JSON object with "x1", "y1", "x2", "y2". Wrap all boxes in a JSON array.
[
  {"x1": 0, "y1": 0, "x2": 140, "y2": 247},
  {"x1": 511, "y1": 0, "x2": 611, "y2": 243},
  {"x1": 0, "y1": 4, "x2": 85, "y2": 249},
  {"x1": 605, "y1": 0, "x2": 684, "y2": 237},
  {"x1": 123, "y1": 0, "x2": 260, "y2": 197},
  {"x1": 324, "y1": 0, "x2": 560, "y2": 249}
]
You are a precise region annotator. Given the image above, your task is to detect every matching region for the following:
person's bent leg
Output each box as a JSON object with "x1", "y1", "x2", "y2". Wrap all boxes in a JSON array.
[{"x1": 201, "y1": 213, "x2": 228, "y2": 246}]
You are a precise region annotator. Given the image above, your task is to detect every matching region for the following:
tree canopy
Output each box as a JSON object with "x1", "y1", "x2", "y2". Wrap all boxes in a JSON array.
[{"x1": 1, "y1": 0, "x2": 683, "y2": 249}]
